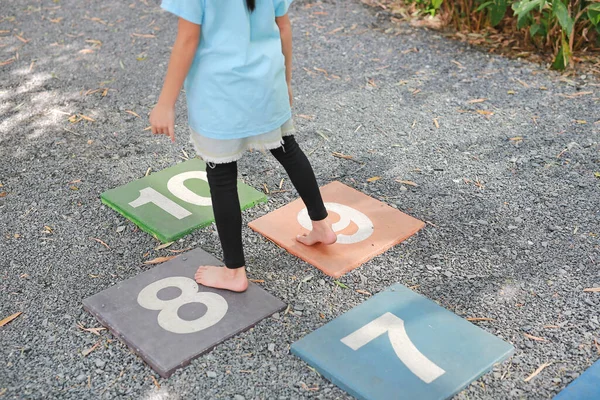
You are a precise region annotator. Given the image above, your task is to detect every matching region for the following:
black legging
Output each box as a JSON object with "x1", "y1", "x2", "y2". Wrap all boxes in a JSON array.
[{"x1": 206, "y1": 135, "x2": 328, "y2": 269}]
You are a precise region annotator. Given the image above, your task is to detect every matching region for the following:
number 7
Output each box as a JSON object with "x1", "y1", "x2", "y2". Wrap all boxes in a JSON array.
[{"x1": 341, "y1": 312, "x2": 445, "y2": 384}]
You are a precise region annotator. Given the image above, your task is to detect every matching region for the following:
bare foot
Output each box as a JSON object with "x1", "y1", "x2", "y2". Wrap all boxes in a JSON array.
[
  {"x1": 296, "y1": 219, "x2": 337, "y2": 246},
  {"x1": 194, "y1": 266, "x2": 249, "y2": 292}
]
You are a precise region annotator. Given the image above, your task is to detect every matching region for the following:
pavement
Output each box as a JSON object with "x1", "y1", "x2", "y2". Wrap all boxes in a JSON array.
[{"x1": 1, "y1": 0, "x2": 599, "y2": 399}]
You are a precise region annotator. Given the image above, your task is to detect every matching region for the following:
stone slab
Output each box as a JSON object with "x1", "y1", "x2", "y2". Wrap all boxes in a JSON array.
[
  {"x1": 101, "y1": 158, "x2": 267, "y2": 243},
  {"x1": 291, "y1": 283, "x2": 514, "y2": 400},
  {"x1": 554, "y1": 360, "x2": 600, "y2": 400},
  {"x1": 83, "y1": 248, "x2": 285, "y2": 378},
  {"x1": 249, "y1": 181, "x2": 425, "y2": 278}
]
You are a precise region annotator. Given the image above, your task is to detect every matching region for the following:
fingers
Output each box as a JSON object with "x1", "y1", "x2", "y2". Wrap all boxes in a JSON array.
[{"x1": 168, "y1": 123, "x2": 175, "y2": 143}]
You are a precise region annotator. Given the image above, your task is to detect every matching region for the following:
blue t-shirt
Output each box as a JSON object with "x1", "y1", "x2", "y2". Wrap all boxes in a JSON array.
[{"x1": 161, "y1": 0, "x2": 293, "y2": 140}]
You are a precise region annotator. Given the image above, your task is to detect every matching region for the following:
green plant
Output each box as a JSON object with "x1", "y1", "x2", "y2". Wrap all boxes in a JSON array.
[{"x1": 396, "y1": 0, "x2": 600, "y2": 70}]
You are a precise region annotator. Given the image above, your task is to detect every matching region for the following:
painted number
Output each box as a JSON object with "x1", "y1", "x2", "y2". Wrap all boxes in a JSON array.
[
  {"x1": 137, "y1": 277, "x2": 228, "y2": 334},
  {"x1": 297, "y1": 202, "x2": 374, "y2": 244},
  {"x1": 129, "y1": 171, "x2": 212, "y2": 219},
  {"x1": 341, "y1": 312, "x2": 445, "y2": 383}
]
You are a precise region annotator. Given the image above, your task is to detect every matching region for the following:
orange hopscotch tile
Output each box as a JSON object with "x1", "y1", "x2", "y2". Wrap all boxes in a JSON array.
[{"x1": 248, "y1": 181, "x2": 425, "y2": 278}]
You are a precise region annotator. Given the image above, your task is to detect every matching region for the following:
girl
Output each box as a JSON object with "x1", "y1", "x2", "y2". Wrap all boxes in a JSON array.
[{"x1": 150, "y1": 0, "x2": 337, "y2": 292}]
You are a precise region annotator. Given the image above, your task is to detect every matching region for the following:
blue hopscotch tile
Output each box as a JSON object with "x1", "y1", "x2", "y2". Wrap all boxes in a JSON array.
[
  {"x1": 553, "y1": 360, "x2": 600, "y2": 400},
  {"x1": 291, "y1": 283, "x2": 514, "y2": 400}
]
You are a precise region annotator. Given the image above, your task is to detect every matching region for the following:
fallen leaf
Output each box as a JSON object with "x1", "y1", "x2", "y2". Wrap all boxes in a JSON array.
[
  {"x1": 144, "y1": 256, "x2": 176, "y2": 265},
  {"x1": 154, "y1": 242, "x2": 174, "y2": 251},
  {"x1": 466, "y1": 317, "x2": 495, "y2": 322},
  {"x1": 0, "y1": 57, "x2": 16, "y2": 66},
  {"x1": 0, "y1": 312, "x2": 22, "y2": 327},
  {"x1": 79, "y1": 114, "x2": 95, "y2": 122},
  {"x1": 560, "y1": 91, "x2": 593, "y2": 98},
  {"x1": 433, "y1": 118, "x2": 439, "y2": 128},
  {"x1": 334, "y1": 281, "x2": 348, "y2": 289},
  {"x1": 0, "y1": 192, "x2": 6, "y2": 197},
  {"x1": 91, "y1": 238, "x2": 110, "y2": 249},
  {"x1": 524, "y1": 362, "x2": 552, "y2": 382},
  {"x1": 515, "y1": 78, "x2": 529, "y2": 88},
  {"x1": 367, "y1": 176, "x2": 381, "y2": 182},
  {"x1": 82, "y1": 341, "x2": 100, "y2": 357},
  {"x1": 328, "y1": 27, "x2": 344, "y2": 34},
  {"x1": 584, "y1": 287, "x2": 600, "y2": 292},
  {"x1": 87, "y1": 140, "x2": 93, "y2": 145},
  {"x1": 249, "y1": 279, "x2": 265, "y2": 283},
  {"x1": 77, "y1": 323, "x2": 106, "y2": 336},
  {"x1": 125, "y1": 110, "x2": 140, "y2": 118},
  {"x1": 523, "y1": 333, "x2": 547, "y2": 342},
  {"x1": 355, "y1": 289, "x2": 372, "y2": 296},
  {"x1": 574, "y1": 120, "x2": 587, "y2": 124},
  {"x1": 297, "y1": 114, "x2": 314, "y2": 120},
  {"x1": 507, "y1": 90, "x2": 515, "y2": 94},
  {"x1": 509, "y1": 136, "x2": 524, "y2": 142},
  {"x1": 332, "y1": 152, "x2": 353, "y2": 160},
  {"x1": 85, "y1": 39, "x2": 102, "y2": 47},
  {"x1": 132, "y1": 33, "x2": 156, "y2": 38},
  {"x1": 79, "y1": 49, "x2": 95, "y2": 54},
  {"x1": 150, "y1": 375, "x2": 160, "y2": 389},
  {"x1": 467, "y1": 98, "x2": 487, "y2": 104},
  {"x1": 15, "y1": 35, "x2": 29, "y2": 43},
  {"x1": 395, "y1": 180, "x2": 418, "y2": 187},
  {"x1": 70, "y1": 185, "x2": 78, "y2": 190},
  {"x1": 476, "y1": 110, "x2": 494, "y2": 116}
]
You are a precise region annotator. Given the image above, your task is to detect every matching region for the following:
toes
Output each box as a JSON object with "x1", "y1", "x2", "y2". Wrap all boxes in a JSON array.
[{"x1": 296, "y1": 234, "x2": 315, "y2": 246}]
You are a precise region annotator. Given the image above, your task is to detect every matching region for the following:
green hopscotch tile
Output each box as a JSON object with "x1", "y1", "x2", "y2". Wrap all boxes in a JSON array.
[{"x1": 101, "y1": 158, "x2": 267, "y2": 243}]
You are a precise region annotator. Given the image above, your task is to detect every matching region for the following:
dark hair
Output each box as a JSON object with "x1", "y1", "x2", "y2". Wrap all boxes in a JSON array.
[{"x1": 246, "y1": 0, "x2": 255, "y2": 12}]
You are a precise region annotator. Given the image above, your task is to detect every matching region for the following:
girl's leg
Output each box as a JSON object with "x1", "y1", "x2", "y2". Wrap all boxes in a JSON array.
[
  {"x1": 194, "y1": 161, "x2": 248, "y2": 292},
  {"x1": 270, "y1": 135, "x2": 336, "y2": 245}
]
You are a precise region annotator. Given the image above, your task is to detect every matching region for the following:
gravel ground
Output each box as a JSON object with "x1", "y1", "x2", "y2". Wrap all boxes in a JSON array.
[{"x1": 1, "y1": 0, "x2": 599, "y2": 399}]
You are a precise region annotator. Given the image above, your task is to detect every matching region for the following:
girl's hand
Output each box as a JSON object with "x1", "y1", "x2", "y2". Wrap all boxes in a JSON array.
[
  {"x1": 287, "y1": 83, "x2": 293, "y2": 107},
  {"x1": 149, "y1": 103, "x2": 175, "y2": 143}
]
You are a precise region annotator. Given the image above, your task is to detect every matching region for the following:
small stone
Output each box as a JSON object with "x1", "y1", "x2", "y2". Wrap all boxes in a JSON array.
[
  {"x1": 318, "y1": 279, "x2": 325, "y2": 285},
  {"x1": 76, "y1": 374, "x2": 87, "y2": 382},
  {"x1": 206, "y1": 371, "x2": 217, "y2": 378},
  {"x1": 521, "y1": 325, "x2": 532, "y2": 332},
  {"x1": 94, "y1": 359, "x2": 106, "y2": 369},
  {"x1": 507, "y1": 225, "x2": 517, "y2": 230},
  {"x1": 541, "y1": 241, "x2": 549, "y2": 248},
  {"x1": 467, "y1": 275, "x2": 476, "y2": 279},
  {"x1": 268, "y1": 343, "x2": 275, "y2": 352},
  {"x1": 116, "y1": 226, "x2": 125, "y2": 233},
  {"x1": 234, "y1": 396, "x2": 245, "y2": 400},
  {"x1": 271, "y1": 312, "x2": 280, "y2": 320},
  {"x1": 294, "y1": 311, "x2": 303, "y2": 316},
  {"x1": 294, "y1": 304, "x2": 305, "y2": 311},
  {"x1": 443, "y1": 271, "x2": 453, "y2": 278},
  {"x1": 477, "y1": 219, "x2": 488, "y2": 225},
  {"x1": 399, "y1": 186, "x2": 408, "y2": 192},
  {"x1": 514, "y1": 217, "x2": 523, "y2": 224}
]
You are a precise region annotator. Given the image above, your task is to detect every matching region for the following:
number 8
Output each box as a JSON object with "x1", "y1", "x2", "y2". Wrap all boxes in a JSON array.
[{"x1": 137, "y1": 277, "x2": 228, "y2": 334}]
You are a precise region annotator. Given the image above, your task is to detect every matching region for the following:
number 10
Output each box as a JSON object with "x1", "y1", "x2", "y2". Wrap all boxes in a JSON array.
[{"x1": 129, "y1": 171, "x2": 212, "y2": 220}]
